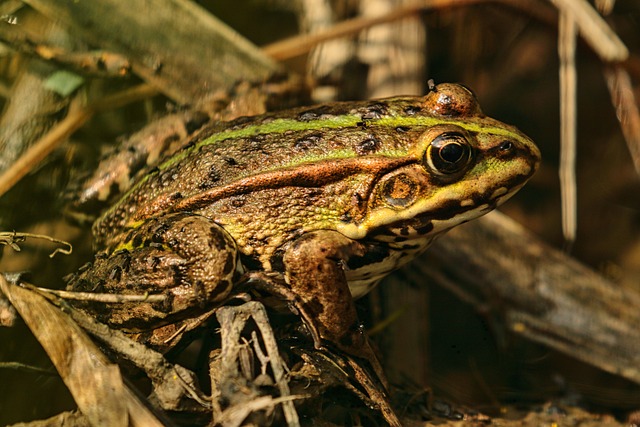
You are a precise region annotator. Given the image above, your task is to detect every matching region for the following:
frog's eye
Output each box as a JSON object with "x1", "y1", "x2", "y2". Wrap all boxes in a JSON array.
[{"x1": 424, "y1": 132, "x2": 473, "y2": 176}]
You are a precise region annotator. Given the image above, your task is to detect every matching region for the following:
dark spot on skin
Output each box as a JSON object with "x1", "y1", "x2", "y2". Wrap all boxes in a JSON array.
[
  {"x1": 231, "y1": 197, "x2": 245, "y2": 208},
  {"x1": 301, "y1": 298, "x2": 325, "y2": 318},
  {"x1": 355, "y1": 136, "x2": 380, "y2": 155},
  {"x1": 413, "y1": 221, "x2": 434, "y2": 235},
  {"x1": 398, "y1": 242, "x2": 421, "y2": 251},
  {"x1": 208, "y1": 166, "x2": 221, "y2": 181},
  {"x1": 245, "y1": 135, "x2": 269, "y2": 155},
  {"x1": 393, "y1": 235, "x2": 408, "y2": 242},
  {"x1": 132, "y1": 234, "x2": 143, "y2": 248},
  {"x1": 230, "y1": 115, "x2": 253, "y2": 129},
  {"x1": 373, "y1": 228, "x2": 397, "y2": 237},
  {"x1": 399, "y1": 226, "x2": 410, "y2": 236},
  {"x1": 347, "y1": 245, "x2": 390, "y2": 270},
  {"x1": 169, "y1": 236, "x2": 183, "y2": 249},
  {"x1": 294, "y1": 133, "x2": 322, "y2": 150},
  {"x1": 171, "y1": 265, "x2": 185, "y2": 287},
  {"x1": 404, "y1": 105, "x2": 421, "y2": 115},
  {"x1": 249, "y1": 133, "x2": 267, "y2": 144},
  {"x1": 150, "y1": 256, "x2": 161, "y2": 272},
  {"x1": 298, "y1": 106, "x2": 334, "y2": 121},
  {"x1": 361, "y1": 103, "x2": 387, "y2": 120},
  {"x1": 208, "y1": 279, "x2": 231, "y2": 300},
  {"x1": 209, "y1": 230, "x2": 230, "y2": 251},
  {"x1": 222, "y1": 256, "x2": 235, "y2": 275},
  {"x1": 223, "y1": 156, "x2": 238, "y2": 166},
  {"x1": 151, "y1": 223, "x2": 170, "y2": 243},
  {"x1": 199, "y1": 166, "x2": 221, "y2": 190}
]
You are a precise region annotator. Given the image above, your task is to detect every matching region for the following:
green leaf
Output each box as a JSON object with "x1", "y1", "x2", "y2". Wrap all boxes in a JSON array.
[{"x1": 44, "y1": 70, "x2": 85, "y2": 97}]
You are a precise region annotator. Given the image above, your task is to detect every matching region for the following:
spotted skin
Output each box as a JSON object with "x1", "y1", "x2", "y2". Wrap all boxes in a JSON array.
[{"x1": 68, "y1": 83, "x2": 540, "y2": 383}]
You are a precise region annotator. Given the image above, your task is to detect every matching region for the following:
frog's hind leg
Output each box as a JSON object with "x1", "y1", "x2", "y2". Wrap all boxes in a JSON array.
[{"x1": 67, "y1": 212, "x2": 240, "y2": 332}]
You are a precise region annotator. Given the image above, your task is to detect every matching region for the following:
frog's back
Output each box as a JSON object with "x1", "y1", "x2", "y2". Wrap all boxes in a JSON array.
[
  {"x1": 93, "y1": 96, "x2": 435, "y2": 247},
  {"x1": 93, "y1": 83, "x2": 540, "y2": 272}
]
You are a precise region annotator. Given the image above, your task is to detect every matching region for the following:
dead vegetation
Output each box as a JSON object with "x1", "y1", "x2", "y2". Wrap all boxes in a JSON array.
[{"x1": 0, "y1": 0, "x2": 639, "y2": 426}]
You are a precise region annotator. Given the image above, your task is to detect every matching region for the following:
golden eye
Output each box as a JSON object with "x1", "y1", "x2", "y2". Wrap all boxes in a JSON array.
[{"x1": 424, "y1": 132, "x2": 473, "y2": 176}]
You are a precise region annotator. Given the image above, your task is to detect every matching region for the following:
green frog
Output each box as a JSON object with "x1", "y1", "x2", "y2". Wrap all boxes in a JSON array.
[{"x1": 68, "y1": 83, "x2": 540, "y2": 379}]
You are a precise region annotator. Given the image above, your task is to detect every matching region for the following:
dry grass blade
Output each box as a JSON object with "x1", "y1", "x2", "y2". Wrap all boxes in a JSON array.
[
  {"x1": 263, "y1": 1, "x2": 430, "y2": 60},
  {"x1": 214, "y1": 302, "x2": 302, "y2": 427},
  {"x1": 604, "y1": 65, "x2": 640, "y2": 176},
  {"x1": 558, "y1": 11, "x2": 578, "y2": 245},
  {"x1": 217, "y1": 395, "x2": 302, "y2": 427},
  {"x1": 548, "y1": 0, "x2": 628, "y2": 62},
  {"x1": 0, "y1": 277, "x2": 165, "y2": 427},
  {"x1": 263, "y1": 0, "x2": 559, "y2": 62},
  {"x1": 0, "y1": 231, "x2": 72, "y2": 257}
]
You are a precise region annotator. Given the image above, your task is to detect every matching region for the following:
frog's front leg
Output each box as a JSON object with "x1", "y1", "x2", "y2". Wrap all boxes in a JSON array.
[
  {"x1": 68, "y1": 212, "x2": 240, "y2": 331},
  {"x1": 282, "y1": 230, "x2": 386, "y2": 385}
]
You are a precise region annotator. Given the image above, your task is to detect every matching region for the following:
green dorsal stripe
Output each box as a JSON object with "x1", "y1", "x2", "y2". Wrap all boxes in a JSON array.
[{"x1": 162, "y1": 114, "x2": 527, "y2": 171}]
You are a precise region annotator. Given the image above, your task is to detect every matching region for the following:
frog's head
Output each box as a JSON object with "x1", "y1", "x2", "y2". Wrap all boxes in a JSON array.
[{"x1": 339, "y1": 83, "x2": 541, "y2": 241}]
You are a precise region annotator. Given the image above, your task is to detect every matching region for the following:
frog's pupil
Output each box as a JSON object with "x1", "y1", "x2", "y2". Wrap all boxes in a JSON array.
[{"x1": 440, "y1": 143, "x2": 464, "y2": 163}]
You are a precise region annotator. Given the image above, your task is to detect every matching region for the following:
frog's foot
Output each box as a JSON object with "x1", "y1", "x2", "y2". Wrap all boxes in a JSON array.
[{"x1": 281, "y1": 230, "x2": 390, "y2": 390}]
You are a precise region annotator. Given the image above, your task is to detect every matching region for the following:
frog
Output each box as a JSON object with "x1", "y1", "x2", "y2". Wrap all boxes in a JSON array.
[{"x1": 67, "y1": 82, "x2": 540, "y2": 385}]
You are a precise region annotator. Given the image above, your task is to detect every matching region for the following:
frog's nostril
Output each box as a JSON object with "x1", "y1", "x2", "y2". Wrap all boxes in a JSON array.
[{"x1": 499, "y1": 140, "x2": 513, "y2": 151}]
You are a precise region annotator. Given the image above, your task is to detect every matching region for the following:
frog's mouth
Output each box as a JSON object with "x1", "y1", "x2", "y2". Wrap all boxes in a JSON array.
[{"x1": 365, "y1": 179, "x2": 527, "y2": 243}]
